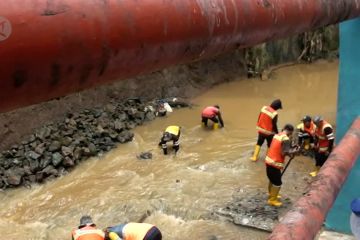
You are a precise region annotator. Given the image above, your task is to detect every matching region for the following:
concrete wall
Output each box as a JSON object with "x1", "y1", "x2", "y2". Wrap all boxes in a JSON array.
[{"x1": 326, "y1": 18, "x2": 360, "y2": 234}]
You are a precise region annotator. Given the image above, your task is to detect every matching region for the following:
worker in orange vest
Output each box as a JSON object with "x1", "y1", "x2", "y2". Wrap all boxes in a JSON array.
[
  {"x1": 72, "y1": 215, "x2": 105, "y2": 240},
  {"x1": 250, "y1": 99, "x2": 282, "y2": 161},
  {"x1": 201, "y1": 105, "x2": 224, "y2": 130},
  {"x1": 104, "y1": 222, "x2": 162, "y2": 240},
  {"x1": 310, "y1": 116, "x2": 335, "y2": 177},
  {"x1": 296, "y1": 115, "x2": 316, "y2": 152},
  {"x1": 265, "y1": 124, "x2": 298, "y2": 207}
]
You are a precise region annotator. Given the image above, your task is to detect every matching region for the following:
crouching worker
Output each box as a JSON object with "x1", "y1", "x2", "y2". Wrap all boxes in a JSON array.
[
  {"x1": 201, "y1": 105, "x2": 224, "y2": 130},
  {"x1": 72, "y1": 215, "x2": 105, "y2": 240},
  {"x1": 265, "y1": 124, "x2": 299, "y2": 207},
  {"x1": 104, "y1": 222, "x2": 162, "y2": 240},
  {"x1": 159, "y1": 125, "x2": 181, "y2": 155},
  {"x1": 296, "y1": 115, "x2": 316, "y2": 152}
]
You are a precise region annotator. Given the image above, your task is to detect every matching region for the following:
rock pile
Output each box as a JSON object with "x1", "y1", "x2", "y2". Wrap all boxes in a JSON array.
[{"x1": 0, "y1": 98, "x2": 190, "y2": 190}]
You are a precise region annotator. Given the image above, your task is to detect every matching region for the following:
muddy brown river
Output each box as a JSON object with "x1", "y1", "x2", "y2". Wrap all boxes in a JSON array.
[{"x1": 0, "y1": 60, "x2": 338, "y2": 239}]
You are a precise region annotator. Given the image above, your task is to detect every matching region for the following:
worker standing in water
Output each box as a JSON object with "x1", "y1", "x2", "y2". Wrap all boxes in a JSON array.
[
  {"x1": 265, "y1": 124, "x2": 299, "y2": 207},
  {"x1": 250, "y1": 99, "x2": 282, "y2": 161},
  {"x1": 159, "y1": 125, "x2": 181, "y2": 155},
  {"x1": 104, "y1": 222, "x2": 162, "y2": 240},
  {"x1": 310, "y1": 116, "x2": 335, "y2": 177},
  {"x1": 201, "y1": 105, "x2": 224, "y2": 130},
  {"x1": 296, "y1": 115, "x2": 316, "y2": 153},
  {"x1": 71, "y1": 215, "x2": 105, "y2": 240}
]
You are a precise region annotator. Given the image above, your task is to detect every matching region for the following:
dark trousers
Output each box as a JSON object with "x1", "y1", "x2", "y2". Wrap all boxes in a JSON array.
[
  {"x1": 266, "y1": 165, "x2": 282, "y2": 186},
  {"x1": 315, "y1": 151, "x2": 329, "y2": 167},
  {"x1": 202, "y1": 116, "x2": 218, "y2": 126},
  {"x1": 144, "y1": 226, "x2": 162, "y2": 240},
  {"x1": 257, "y1": 133, "x2": 274, "y2": 148}
]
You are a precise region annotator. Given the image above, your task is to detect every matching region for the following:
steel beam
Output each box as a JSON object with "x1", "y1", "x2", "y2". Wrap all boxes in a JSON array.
[{"x1": 0, "y1": 0, "x2": 360, "y2": 112}]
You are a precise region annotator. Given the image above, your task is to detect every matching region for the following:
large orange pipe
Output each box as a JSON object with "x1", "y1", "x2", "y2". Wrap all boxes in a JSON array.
[
  {"x1": 0, "y1": 0, "x2": 360, "y2": 113},
  {"x1": 268, "y1": 118, "x2": 360, "y2": 240}
]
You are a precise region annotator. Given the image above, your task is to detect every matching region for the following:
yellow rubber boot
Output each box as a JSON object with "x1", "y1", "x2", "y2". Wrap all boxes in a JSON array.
[
  {"x1": 250, "y1": 145, "x2": 261, "y2": 161},
  {"x1": 267, "y1": 186, "x2": 282, "y2": 207},
  {"x1": 304, "y1": 139, "x2": 310, "y2": 150},
  {"x1": 109, "y1": 232, "x2": 121, "y2": 240},
  {"x1": 268, "y1": 182, "x2": 281, "y2": 199},
  {"x1": 213, "y1": 123, "x2": 219, "y2": 130},
  {"x1": 309, "y1": 166, "x2": 320, "y2": 177}
]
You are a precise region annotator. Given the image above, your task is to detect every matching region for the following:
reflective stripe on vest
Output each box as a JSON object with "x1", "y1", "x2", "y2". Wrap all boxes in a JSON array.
[
  {"x1": 201, "y1": 106, "x2": 218, "y2": 118},
  {"x1": 297, "y1": 122, "x2": 316, "y2": 137},
  {"x1": 123, "y1": 223, "x2": 154, "y2": 240},
  {"x1": 165, "y1": 126, "x2": 180, "y2": 136},
  {"x1": 256, "y1": 106, "x2": 277, "y2": 135},
  {"x1": 72, "y1": 226, "x2": 105, "y2": 240},
  {"x1": 265, "y1": 132, "x2": 289, "y2": 169},
  {"x1": 315, "y1": 121, "x2": 333, "y2": 153}
]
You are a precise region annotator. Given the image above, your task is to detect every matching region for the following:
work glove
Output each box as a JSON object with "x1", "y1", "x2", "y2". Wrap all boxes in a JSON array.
[{"x1": 289, "y1": 145, "x2": 301, "y2": 156}]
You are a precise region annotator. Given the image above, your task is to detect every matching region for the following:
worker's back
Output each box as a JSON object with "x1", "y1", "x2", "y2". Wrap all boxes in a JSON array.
[{"x1": 123, "y1": 222, "x2": 154, "y2": 240}]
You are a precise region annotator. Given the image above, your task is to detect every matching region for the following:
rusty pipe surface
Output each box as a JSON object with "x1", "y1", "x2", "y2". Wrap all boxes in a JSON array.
[
  {"x1": 1, "y1": 0, "x2": 360, "y2": 112},
  {"x1": 268, "y1": 118, "x2": 360, "y2": 240}
]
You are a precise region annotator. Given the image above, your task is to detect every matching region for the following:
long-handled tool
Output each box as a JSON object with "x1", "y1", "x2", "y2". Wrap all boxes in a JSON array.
[{"x1": 281, "y1": 156, "x2": 295, "y2": 177}]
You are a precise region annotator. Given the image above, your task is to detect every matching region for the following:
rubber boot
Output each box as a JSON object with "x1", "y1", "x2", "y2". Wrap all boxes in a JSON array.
[
  {"x1": 109, "y1": 232, "x2": 121, "y2": 240},
  {"x1": 304, "y1": 139, "x2": 310, "y2": 150},
  {"x1": 267, "y1": 186, "x2": 282, "y2": 207},
  {"x1": 201, "y1": 122, "x2": 206, "y2": 128},
  {"x1": 250, "y1": 145, "x2": 261, "y2": 161},
  {"x1": 268, "y1": 182, "x2": 281, "y2": 199},
  {"x1": 309, "y1": 166, "x2": 320, "y2": 177},
  {"x1": 213, "y1": 123, "x2": 219, "y2": 130}
]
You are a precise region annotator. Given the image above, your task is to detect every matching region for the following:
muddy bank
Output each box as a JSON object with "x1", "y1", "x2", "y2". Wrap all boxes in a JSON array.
[
  {"x1": 0, "y1": 98, "x2": 190, "y2": 190},
  {"x1": 0, "y1": 50, "x2": 246, "y2": 151},
  {"x1": 0, "y1": 26, "x2": 338, "y2": 151}
]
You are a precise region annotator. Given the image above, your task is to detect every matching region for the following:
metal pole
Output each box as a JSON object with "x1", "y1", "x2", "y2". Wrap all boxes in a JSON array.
[{"x1": 0, "y1": 0, "x2": 360, "y2": 112}]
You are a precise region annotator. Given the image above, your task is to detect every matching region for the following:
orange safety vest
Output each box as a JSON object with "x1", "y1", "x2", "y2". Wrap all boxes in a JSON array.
[
  {"x1": 297, "y1": 121, "x2": 316, "y2": 137},
  {"x1": 265, "y1": 132, "x2": 289, "y2": 169},
  {"x1": 72, "y1": 226, "x2": 105, "y2": 240},
  {"x1": 122, "y1": 223, "x2": 154, "y2": 240},
  {"x1": 256, "y1": 106, "x2": 278, "y2": 135},
  {"x1": 202, "y1": 106, "x2": 219, "y2": 118},
  {"x1": 315, "y1": 120, "x2": 333, "y2": 153}
]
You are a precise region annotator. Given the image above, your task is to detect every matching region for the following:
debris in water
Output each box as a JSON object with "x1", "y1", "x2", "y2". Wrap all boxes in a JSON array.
[
  {"x1": 214, "y1": 188, "x2": 293, "y2": 232},
  {"x1": 137, "y1": 151, "x2": 153, "y2": 160}
]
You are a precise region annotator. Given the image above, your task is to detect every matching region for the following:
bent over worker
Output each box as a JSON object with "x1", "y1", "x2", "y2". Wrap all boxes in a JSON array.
[
  {"x1": 72, "y1": 215, "x2": 105, "y2": 240},
  {"x1": 250, "y1": 99, "x2": 282, "y2": 161},
  {"x1": 201, "y1": 105, "x2": 224, "y2": 130},
  {"x1": 265, "y1": 124, "x2": 298, "y2": 207},
  {"x1": 158, "y1": 125, "x2": 181, "y2": 155},
  {"x1": 309, "y1": 116, "x2": 335, "y2": 177},
  {"x1": 104, "y1": 222, "x2": 162, "y2": 240},
  {"x1": 296, "y1": 115, "x2": 316, "y2": 151}
]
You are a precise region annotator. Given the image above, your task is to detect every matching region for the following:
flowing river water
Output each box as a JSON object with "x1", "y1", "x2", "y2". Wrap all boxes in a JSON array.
[{"x1": 0, "y1": 60, "x2": 338, "y2": 239}]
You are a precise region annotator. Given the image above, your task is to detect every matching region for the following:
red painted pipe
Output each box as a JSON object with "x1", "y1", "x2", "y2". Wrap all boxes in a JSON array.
[
  {"x1": 1, "y1": 0, "x2": 360, "y2": 113},
  {"x1": 268, "y1": 118, "x2": 360, "y2": 240}
]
